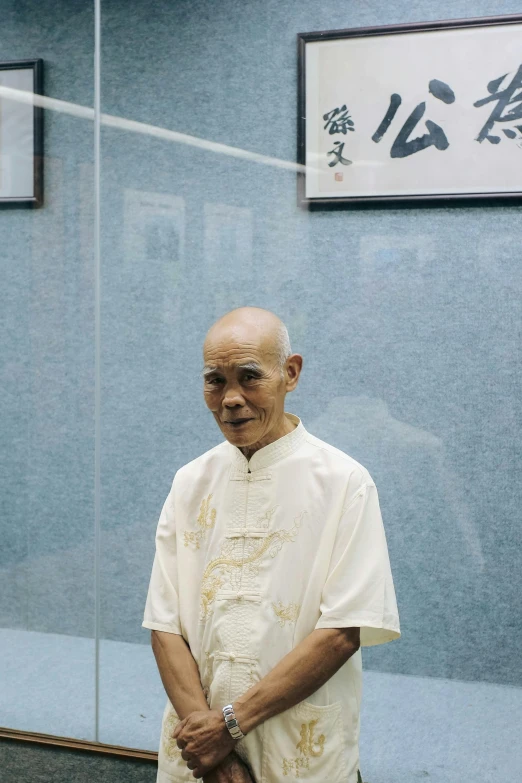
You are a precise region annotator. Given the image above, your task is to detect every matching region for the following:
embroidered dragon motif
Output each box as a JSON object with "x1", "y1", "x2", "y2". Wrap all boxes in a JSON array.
[
  {"x1": 184, "y1": 494, "x2": 217, "y2": 549},
  {"x1": 199, "y1": 512, "x2": 305, "y2": 620}
]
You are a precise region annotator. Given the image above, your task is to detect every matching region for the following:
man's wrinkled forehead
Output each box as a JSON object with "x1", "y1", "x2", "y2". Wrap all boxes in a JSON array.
[
  {"x1": 202, "y1": 334, "x2": 279, "y2": 378},
  {"x1": 204, "y1": 327, "x2": 276, "y2": 364}
]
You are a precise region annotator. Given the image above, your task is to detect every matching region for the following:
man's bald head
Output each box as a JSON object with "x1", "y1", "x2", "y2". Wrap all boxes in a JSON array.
[{"x1": 204, "y1": 307, "x2": 291, "y2": 371}]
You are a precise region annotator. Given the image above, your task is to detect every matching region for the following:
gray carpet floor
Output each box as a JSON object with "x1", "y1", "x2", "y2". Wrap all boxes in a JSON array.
[{"x1": 0, "y1": 739, "x2": 157, "y2": 783}]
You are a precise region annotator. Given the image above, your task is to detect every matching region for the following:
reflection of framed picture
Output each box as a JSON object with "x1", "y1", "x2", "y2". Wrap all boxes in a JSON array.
[
  {"x1": 0, "y1": 59, "x2": 43, "y2": 206},
  {"x1": 298, "y1": 15, "x2": 522, "y2": 206},
  {"x1": 204, "y1": 203, "x2": 253, "y2": 277},
  {"x1": 123, "y1": 189, "x2": 185, "y2": 336}
]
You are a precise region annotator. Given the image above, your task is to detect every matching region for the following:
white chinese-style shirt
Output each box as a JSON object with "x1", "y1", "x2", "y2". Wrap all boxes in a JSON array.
[{"x1": 142, "y1": 413, "x2": 400, "y2": 783}]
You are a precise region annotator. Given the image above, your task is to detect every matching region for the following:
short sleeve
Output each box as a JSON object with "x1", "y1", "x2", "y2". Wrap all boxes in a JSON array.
[
  {"x1": 141, "y1": 475, "x2": 183, "y2": 635},
  {"x1": 315, "y1": 479, "x2": 401, "y2": 647}
]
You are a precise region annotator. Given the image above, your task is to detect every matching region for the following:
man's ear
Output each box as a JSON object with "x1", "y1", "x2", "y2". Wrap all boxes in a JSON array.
[{"x1": 285, "y1": 354, "x2": 303, "y2": 391}]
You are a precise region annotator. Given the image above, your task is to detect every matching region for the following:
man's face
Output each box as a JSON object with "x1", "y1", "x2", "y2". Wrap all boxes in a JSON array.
[{"x1": 202, "y1": 335, "x2": 290, "y2": 449}]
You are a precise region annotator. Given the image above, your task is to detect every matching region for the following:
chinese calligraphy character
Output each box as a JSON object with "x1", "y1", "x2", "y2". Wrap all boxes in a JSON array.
[
  {"x1": 323, "y1": 105, "x2": 355, "y2": 135},
  {"x1": 296, "y1": 720, "x2": 325, "y2": 758},
  {"x1": 372, "y1": 79, "x2": 455, "y2": 158},
  {"x1": 327, "y1": 140, "x2": 352, "y2": 167},
  {"x1": 474, "y1": 64, "x2": 522, "y2": 144},
  {"x1": 282, "y1": 718, "x2": 327, "y2": 775}
]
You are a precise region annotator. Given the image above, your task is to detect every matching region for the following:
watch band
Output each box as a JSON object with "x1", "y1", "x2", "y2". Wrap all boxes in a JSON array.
[{"x1": 222, "y1": 703, "x2": 246, "y2": 740}]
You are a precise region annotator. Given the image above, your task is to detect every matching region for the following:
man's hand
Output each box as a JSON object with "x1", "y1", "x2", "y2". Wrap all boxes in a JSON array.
[
  {"x1": 203, "y1": 752, "x2": 254, "y2": 783},
  {"x1": 174, "y1": 709, "x2": 236, "y2": 779}
]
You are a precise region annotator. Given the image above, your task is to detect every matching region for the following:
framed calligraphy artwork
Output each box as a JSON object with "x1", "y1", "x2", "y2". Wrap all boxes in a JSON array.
[
  {"x1": 297, "y1": 15, "x2": 522, "y2": 205},
  {"x1": 0, "y1": 59, "x2": 43, "y2": 206}
]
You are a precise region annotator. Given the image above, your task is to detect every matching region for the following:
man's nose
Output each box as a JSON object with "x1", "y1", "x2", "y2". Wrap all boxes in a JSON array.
[{"x1": 222, "y1": 382, "x2": 245, "y2": 407}]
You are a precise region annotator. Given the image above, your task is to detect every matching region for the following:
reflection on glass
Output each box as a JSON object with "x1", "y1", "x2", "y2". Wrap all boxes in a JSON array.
[
  {"x1": 0, "y1": 3, "x2": 520, "y2": 783},
  {"x1": 1, "y1": 1, "x2": 96, "y2": 741}
]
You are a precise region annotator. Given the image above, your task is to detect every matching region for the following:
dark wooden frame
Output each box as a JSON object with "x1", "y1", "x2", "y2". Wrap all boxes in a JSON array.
[
  {"x1": 297, "y1": 14, "x2": 522, "y2": 208},
  {"x1": 0, "y1": 58, "x2": 43, "y2": 207},
  {"x1": 0, "y1": 726, "x2": 157, "y2": 761}
]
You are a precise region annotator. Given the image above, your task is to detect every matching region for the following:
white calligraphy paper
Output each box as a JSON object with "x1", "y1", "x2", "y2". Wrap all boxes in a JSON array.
[{"x1": 303, "y1": 21, "x2": 522, "y2": 199}]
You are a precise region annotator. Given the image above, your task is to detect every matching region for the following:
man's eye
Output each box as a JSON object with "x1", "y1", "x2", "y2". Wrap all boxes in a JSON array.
[
  {"x1": 243, "y1": 374, "x2": 257, "y2": 382},
  {"x1": 207, "y1": 378, "x2": 223, "y2": 385}
]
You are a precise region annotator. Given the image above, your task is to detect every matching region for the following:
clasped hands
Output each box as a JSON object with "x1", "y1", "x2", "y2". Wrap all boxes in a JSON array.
[{"x1": 173, "y1": 708, "x2": 244, "y2": 780}]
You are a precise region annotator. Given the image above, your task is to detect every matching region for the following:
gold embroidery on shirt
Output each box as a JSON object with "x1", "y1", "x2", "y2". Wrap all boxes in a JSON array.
[
  {"x1": 297, "y1": 720, "x2": 326, "y2": 757},
  {"x1": 272, "y1": 601, "x2": 301, "y2": 627},
  {"x1": 256, "y1": 506, "x2": 278, "y2": 529},
  {"x1": 199, "y1": 512, "x2": 305, "y2": 620},
  {"x1": 162, "y1": 705, "x2": 182, "y2": 761},
  {"x1": 282, "y1": 719, "x2": 326, "y2": 776},
  {"x1": 282, "y1": 756, "x2": 310, "y2": 777},
  {"x1": 183, "y1": 494, "x2": 217, "y2": 549}
]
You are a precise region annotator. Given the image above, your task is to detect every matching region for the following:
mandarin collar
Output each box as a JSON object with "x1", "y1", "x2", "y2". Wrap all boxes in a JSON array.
[{"x1": 225, "y1": 413, "x2": 307, "y2": 472}]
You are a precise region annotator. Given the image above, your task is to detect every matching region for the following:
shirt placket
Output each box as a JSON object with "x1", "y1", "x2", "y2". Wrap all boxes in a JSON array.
[{"x1": 223, "y1": 468, "x2": 272, "y2": 702}]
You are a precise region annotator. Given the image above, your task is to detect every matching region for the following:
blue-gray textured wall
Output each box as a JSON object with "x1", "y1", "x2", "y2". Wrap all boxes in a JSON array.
[{"x1": 1, "y1": 0, "x2": 521, "y2": 688}]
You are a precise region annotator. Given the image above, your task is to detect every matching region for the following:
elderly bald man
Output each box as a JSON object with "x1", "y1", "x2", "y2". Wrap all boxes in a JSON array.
[{"x1": 142, "y1": 307, "x2": 400, "y2": 783}]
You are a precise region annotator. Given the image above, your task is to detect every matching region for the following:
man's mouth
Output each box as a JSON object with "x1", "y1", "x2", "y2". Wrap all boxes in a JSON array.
[{"x1": 224, "y1": 418, "x2": 253, "y2": 427}]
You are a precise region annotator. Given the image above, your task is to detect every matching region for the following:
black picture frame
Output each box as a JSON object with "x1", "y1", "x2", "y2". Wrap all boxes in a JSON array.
[
  {"x1": 297, "y1": 14, "x2": 522, "y2": 207},
  {"x1": 0, "y1": 58, "x2": 43, "y2": 207}
]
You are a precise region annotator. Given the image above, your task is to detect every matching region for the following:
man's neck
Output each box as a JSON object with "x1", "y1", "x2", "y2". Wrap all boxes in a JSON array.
[{"x1": 240, "y1": 414, "x2": 297, "y2": 462}]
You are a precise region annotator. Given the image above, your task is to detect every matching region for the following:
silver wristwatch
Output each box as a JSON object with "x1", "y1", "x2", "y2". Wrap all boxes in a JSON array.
[{"x1": 222, "y1": 703, "x2": 246, "y2": 740}]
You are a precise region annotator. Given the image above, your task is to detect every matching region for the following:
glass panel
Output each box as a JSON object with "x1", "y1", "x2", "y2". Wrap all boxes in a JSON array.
[
  {"x1": 0, "y1": 0, "x2": 96, "y2": 740},
  {"x1": 98, "y1": 7, "x2": 521, "y2": 780}
]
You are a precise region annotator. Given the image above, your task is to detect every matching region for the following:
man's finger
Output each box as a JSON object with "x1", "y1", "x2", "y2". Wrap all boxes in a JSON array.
[
  {"x1": 173, "y1": 718, "x2": 185, "y2": 739},
  {"x1": 176, "y1": 737, "x2": 187, "y2": 750}
]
